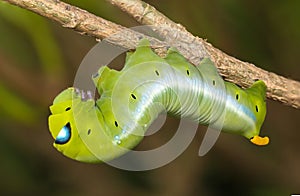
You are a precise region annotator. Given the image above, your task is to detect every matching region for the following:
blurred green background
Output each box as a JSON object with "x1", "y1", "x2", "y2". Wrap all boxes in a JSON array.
[{"x1": 0, "y1": 0, "x2": 299, "y2": 195}]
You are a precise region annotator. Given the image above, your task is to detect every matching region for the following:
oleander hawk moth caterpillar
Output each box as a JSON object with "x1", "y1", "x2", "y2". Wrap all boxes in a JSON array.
[{"x1": 48, "y1": 39, "x2": 269, "y2": 163}]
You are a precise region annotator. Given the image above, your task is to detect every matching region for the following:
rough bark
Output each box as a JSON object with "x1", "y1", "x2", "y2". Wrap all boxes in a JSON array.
[{"x1": 3, "y1": 0, "x2": 300, "y2": 109}]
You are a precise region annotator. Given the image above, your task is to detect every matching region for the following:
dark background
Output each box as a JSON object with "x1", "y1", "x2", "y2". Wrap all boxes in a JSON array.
[{"x1": 0, "y1": 0, "x2": 299, "y2": 195}]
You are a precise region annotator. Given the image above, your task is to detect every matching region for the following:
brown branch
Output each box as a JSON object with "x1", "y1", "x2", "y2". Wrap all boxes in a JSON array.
[
  {"x1": 108, "y1": 0, "x2": 300, "y2": 109},
  {"x1": 2, "y1": 0, "x2": 169, "y2": 52},
  {"x1": 3, "y1": 0, "x2": 300, "y2": 109}
]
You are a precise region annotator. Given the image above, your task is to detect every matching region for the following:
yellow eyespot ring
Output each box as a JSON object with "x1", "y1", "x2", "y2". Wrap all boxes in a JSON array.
[{"x1": 250, "y1": 135, "x2": 269, "y2": 146}]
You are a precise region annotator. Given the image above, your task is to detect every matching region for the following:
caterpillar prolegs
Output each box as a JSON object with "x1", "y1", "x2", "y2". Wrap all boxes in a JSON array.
[{"x1": 48, "y1": 39, "x2": 268, "y2": 163}]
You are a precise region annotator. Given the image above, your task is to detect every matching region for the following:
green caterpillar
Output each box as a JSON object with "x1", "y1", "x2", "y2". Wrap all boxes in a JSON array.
[{"x1": 48, "y1": 39, "x2": 269, "y2": 163}]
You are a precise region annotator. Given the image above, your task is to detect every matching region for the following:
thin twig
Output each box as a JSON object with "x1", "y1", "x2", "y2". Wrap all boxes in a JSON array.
[
  {"x1": 3, "y1": 0, "x2": 300, "y2": 109},
  {"x1": 107, "y1": 0, "x2": 300, "y2": 109}
]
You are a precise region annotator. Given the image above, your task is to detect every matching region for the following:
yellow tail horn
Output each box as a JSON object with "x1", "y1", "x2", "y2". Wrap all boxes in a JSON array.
[{"x1": 250, "y1": 135, "x2": 269, "y2": 146}]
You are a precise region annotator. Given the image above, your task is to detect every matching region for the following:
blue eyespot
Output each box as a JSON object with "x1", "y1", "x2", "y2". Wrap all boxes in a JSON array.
[{"x1": 55, "y1": 123, "x2": 71, "y2": 144}]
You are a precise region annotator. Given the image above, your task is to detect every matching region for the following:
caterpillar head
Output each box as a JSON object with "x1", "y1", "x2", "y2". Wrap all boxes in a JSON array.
[
  {"x1": 48, "y1": 88, "x2": 103, "y2": 163},
  {"x1": 48, "y1": 87, "x2": 142, "y2": 163}
]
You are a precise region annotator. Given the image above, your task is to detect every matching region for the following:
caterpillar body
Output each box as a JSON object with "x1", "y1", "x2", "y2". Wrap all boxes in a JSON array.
[{"x1": 48, "y1": 39, "x2": 268, "y2": 163}]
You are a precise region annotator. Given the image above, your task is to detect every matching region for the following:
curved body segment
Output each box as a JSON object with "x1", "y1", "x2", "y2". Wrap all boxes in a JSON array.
[{"x1": 48, "y1": 39, "x2": 268, "y2": 163}]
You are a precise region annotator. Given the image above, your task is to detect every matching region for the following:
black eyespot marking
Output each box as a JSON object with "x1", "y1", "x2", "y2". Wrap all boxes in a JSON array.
[
  {"x1": 155, "y1": 70, "x2": 159, "y2": 76},
  {"x1": 186, "y1": 70, "x2": 190, "y2": 75},
  {"x1": 255, "y1": 105, "x2": 259, "y2": 112},
  {"x1": 236, "y1": 94, "x2": 239, "y2": 100},
  {"x1": 213, "y1": 80, "x2": 216, "y2": 85},
  {"x1": 87, "y1": 129, "x2": 91, "y2": 135},
  {"x1": 131, "y1": 94, "x2": 137, "y2": 99},
  {"x1": 115, "y1": 121, "x2": 118, "y2": 127},
  {"x1": 65, "y1": 107, "x2": 71, "y2": 111}
]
